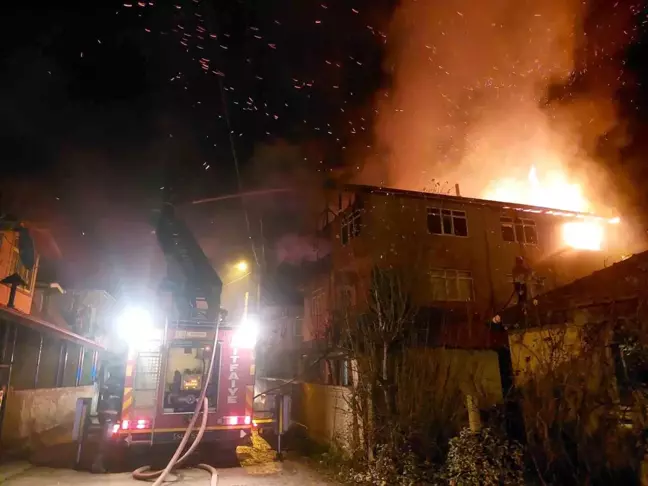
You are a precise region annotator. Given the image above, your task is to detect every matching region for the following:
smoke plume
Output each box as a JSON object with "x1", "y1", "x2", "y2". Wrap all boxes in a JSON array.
[
  {"x1": 276, "y1": 234, "x2": 331, "y2": 264},
  {"x1": 364, "y1": 0, "x2": 639, "y2": 213}
]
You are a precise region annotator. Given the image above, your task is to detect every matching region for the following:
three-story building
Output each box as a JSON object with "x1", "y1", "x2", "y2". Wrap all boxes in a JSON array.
[{"x1": 303, "y1": 184, "x2": 634, "y2": 362}]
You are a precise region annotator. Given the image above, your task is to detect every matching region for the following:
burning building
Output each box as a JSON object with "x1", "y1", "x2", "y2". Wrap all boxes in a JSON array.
[{"x1": 301, "y1": 182, "x2": 637, "y2": 368}]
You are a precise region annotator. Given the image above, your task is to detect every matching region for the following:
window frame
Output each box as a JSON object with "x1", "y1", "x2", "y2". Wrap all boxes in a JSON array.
[
  {"x1": 311, "y1": 289, "x2": 325, "y2": 330},
  {"x1": 340, "y1": 209, "x2": 364, "y2": 246},
  {"x1": 500, "y1": 216, "x2": 538, "y2": 245},
  {"x1": 427, "y1": 207, "x2": 469, "y2": 237},
  {"x1": 430, "y1": 268, "x2": 475, "y2": 302},
  {"x1": 293, "y1": 317, "x2": 303, "y2": 338}
]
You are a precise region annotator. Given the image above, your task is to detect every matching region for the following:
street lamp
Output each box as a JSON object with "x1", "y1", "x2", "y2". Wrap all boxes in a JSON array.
[{"x1": 235, "y1": 260, "x2": 248, "y2": 273}]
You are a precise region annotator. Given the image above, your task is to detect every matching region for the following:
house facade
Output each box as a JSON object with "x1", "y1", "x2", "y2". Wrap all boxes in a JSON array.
[
  {"x1": 0, "y1": 225, "x2": 107, "y2": 459},
  {"x1": 302, "y1": 184, "x2": 635, "y2": 379}
]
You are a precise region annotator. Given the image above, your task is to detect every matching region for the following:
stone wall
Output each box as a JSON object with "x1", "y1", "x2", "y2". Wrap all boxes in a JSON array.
[{"x1": 1, "y1": 385, "x2": 95, "y2": 453}]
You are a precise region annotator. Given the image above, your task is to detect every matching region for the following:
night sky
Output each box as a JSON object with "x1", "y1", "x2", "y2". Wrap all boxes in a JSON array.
[{"x1": 1, "y1": 0, "x2": 647, "y2": 294}]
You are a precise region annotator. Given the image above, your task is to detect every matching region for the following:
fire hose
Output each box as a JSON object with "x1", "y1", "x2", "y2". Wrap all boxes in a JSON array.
[{"x1": 132, "y1": 323, "x2": 221, "y2": 486}]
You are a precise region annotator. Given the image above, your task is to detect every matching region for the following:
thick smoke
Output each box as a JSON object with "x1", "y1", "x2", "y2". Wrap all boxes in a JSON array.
[
  {"x1": 275, "y1": 234, "x2": 331, "y2": 264},
  {"x1": 364, "y1": 0, "x2": 638, "y2": 213}
]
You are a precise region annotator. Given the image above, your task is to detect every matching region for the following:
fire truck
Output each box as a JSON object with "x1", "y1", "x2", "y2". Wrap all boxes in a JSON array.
[
  {"x1": 91, "y1": 199, "x2": 262, "y2": 469},
  {"x1": 110, "y1": 316, "x2": 257, "y2": 449}
]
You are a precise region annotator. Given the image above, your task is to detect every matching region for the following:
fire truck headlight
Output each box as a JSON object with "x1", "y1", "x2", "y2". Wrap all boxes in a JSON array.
[
  {"x1": 116, "y1": 306, "x2": 154, "y2": 349},
  {"x1": 232, "y1": 316, "x2": 259, "y2": 349}
]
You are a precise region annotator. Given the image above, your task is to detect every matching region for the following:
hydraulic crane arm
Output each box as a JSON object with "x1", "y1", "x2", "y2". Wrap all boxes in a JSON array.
[{"x1": 155, "y1": 202, "x2": 223, "y2": 321}]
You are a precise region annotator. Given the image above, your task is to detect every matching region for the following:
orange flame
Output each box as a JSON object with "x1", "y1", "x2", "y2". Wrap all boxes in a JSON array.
[
  {"x1": 483, "y1": 165, "x2": 611, "y2": 251},
  {"x1": 562, "y1": 221, "x2": 604, "y2": 251},
  {"x1": 482, "y1": 165, "x2": 590, "y2": 213}
]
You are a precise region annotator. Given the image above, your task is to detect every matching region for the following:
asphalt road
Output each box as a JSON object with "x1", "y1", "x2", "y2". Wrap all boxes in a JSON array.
[
  {"x1": 3, "y1": 435, "x2": 336, "y2": 486},
  {"x1": 3, "y1": 460, "x2": 334, "y2": 485}
]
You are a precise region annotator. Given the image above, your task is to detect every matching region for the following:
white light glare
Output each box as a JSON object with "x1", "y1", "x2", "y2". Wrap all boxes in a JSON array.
[
  {"x1": 116, "y1": 306, "x2": 155, "y2": 350},
  {"x1": 232, "y1": 316, "x2": 259, "y2": 349}
]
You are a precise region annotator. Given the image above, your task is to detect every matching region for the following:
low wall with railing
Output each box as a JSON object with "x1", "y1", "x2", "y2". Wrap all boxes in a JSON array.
[{"x1": 1, "y1": 385, "x2": 95, "y2": 453}]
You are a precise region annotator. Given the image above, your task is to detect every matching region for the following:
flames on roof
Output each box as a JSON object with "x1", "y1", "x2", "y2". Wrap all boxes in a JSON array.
[{"x1": 340, "y1": 183, "x2": 620, "y2": 251}]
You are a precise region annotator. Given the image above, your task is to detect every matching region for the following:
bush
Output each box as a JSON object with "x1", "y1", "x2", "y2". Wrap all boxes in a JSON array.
[
  {"x1": 444, "y1": 427, "x2": 525, "y2": 486},
  {"x1": 328, "y1": 443, "x2": 441, "y2": 485}
]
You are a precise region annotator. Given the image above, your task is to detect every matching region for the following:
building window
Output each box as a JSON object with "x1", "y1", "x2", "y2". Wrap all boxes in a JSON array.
[
  {"x1": 427, "y1": 208, "x2": 468, "y2": 237},
  {"x1": 501, "y1": 217, "x2": 538, "y2": 245},
  {"x1": 324, "y1": 358, "x2": 351, "y2": 387},
  {"x1": 7, "y1": 243, "x2": 35, "y2": 292},
  {"x1": 430, "y1": 269, "x2": 474, "y2": 301},
  {"x1": 337, "y1": 359, "x2": 351, "y2": 386},
  {"x1": 312, "y1": 289, "x2": 325, "y2": 330},
  {"x1": 341, "y1": 209, "x2": 363, "y2": 245},
  {"x1": 294, "y1": 317, "x2": 303, "y2": 338}
]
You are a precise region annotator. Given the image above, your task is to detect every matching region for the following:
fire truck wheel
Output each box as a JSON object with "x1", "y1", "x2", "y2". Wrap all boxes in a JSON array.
[
  {"x1": 124, "y1": 446, "x2": 152, "y2": 471},
  {"x1": 217, "y1": 447, "x2": 240, "y2": 467}
]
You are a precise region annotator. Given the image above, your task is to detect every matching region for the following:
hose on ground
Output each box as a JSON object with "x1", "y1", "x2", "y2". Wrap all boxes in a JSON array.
[
  {"x1": 132, "y1": 319, "x2": 221, "y2": 485},
  {"x1": 132, "y1": 398, "x2": 216, "y2": 484}
]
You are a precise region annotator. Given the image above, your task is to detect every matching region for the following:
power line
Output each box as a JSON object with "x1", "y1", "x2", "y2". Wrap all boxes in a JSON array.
[{"x1": 217, "y1": 75, "x2": 260, "y2": 269}]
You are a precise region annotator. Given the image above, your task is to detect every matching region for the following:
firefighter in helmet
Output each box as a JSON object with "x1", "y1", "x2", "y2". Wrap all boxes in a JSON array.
[{"x1": 512, "y1": 256, "x2": 533, "y2": 304}]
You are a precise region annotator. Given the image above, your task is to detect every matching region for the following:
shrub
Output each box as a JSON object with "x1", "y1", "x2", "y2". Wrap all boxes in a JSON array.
[
  {"x1": 444, "y1": 427, "x2": 525, "y2": 486},
  {"x1": 329, "y1": 442, "x2": 441, "y2": 485}
]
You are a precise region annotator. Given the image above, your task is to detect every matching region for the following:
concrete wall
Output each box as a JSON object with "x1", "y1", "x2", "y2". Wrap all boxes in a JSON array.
[
  {"x1": 507, "y1": 309, "x2": 613, "y2": 392},
  {"x1": 509, "y1": 322, "x2": 583, "y2": 386},
  {"x1": 295, "y1": 349, "x2": 502, "y2": 452},
  {"x1": 407, "y1": 348, "x2": 504, "y2": 406},
  {"x1": 295, "y1": 383, "x2": 355, "y2": 451},
  {"x1": 1, "y1": 385, "x2": 95, "y2": 452}
]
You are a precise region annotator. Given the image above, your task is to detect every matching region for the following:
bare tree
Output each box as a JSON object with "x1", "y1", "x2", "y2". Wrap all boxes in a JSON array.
[{"x1": 325, "y1": 262, "x2": 495, "y2": 471}]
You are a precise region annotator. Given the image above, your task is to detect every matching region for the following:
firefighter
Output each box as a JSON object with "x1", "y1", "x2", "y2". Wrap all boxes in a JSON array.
[
  {"x1": 92, "y1": 364, "x2": 124, "y2": 473},
  {"x1": 512, "y1": 256, "x2": 533, "y2": 304}
]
